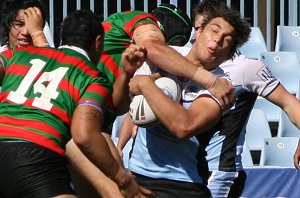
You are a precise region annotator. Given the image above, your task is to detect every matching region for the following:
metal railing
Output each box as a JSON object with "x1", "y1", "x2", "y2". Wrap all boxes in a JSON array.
[{"x1": 47, "y1": 0, "x2": 300, "y2": 50}]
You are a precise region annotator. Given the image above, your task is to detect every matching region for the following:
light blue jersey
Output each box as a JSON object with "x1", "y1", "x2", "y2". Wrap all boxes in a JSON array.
[{"x1": 129, "y1": 46, "x2": 226, "y2": 184}]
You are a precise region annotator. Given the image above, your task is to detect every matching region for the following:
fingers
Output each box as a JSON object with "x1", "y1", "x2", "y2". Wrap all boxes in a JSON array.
[
  {"x1": 33, "y1": 7, "x2": 42, "y2": 17},
  {"x1": 139, "y1": 187, "x2": 155, "y2": 197},
  {"x1": 208, "y1": 77, "x2": 235, "y2": 109},
  {"x1": 294, "y1": 158, "x2": 300, "y2": 170},
  {"x1": 294, "y1": 153, "x2": 300, "y2": 170},
  {"x1": 122, "y1": 44, "x2": 147, "y2": 76},
  {"x1": 148, "y1": 73, "x2": 161, "y2": 81},
  {"x1": 222, "y1": 80, "x2": 235, "y2": 109},
  {"x1": 124, "y1": 44, "x2": 146, "y2": 61},
  {"x1": 24, "y1": 7, "x2": 42, "y2": 21},
  {"x1": 24, "y1": 7, "x2": 45, "y2": 34},
  {"x1": 294, "y1": 142, "x2": 300, "y2": 170}
]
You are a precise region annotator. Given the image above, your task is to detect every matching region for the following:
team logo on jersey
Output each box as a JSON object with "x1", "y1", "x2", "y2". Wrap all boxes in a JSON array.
[{"x1": 256, "y1": 66, "x2": 274, "y2": 82}]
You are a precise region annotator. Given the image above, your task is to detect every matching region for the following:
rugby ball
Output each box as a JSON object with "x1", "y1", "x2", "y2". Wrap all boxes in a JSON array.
[{"x1": 129, "y1": 77, "x2": 181, "y2": 128}]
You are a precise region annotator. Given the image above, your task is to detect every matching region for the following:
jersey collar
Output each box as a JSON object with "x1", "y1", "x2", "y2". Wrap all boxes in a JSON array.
[{"x1": 59, "y1": 45, "x2": 90, "y2": 61}]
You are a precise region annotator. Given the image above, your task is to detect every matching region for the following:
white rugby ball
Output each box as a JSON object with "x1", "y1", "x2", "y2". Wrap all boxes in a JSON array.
[{"x1": 129, "y1": 77, "x2": 181, "y2": 128}]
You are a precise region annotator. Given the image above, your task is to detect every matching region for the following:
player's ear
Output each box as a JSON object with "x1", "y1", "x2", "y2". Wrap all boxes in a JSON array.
[
  {"x1": 195, "y1": 26, "x2": 203, "y2": 39},
  {"x1": 95, "y1": 35, "x2": 103, "y2": 53}
]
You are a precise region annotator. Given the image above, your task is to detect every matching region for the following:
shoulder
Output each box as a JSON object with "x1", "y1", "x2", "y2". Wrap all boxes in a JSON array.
[
  {"x1": 221, "y1": 56, "x2": 267, "y2": 75},
  {"x1": 104, "y1": 10, "x2": 157, "y2": 27}
]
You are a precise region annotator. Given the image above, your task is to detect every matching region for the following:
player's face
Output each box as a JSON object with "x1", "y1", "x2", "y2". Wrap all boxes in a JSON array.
[
  {"x1": 9, "y1": 9, "x2": 33, "y2": 48},
  {"x1": 194, "y1": 17, "x2": 235, "y2": 70}
]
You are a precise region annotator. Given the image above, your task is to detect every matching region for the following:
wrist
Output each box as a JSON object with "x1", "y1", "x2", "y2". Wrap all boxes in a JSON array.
[
  {"x1": 31, "y1": 30, "x2": 50, "y2": 47},
  {"x1": 193, "y1": 68, "x2": 217, "y2": 89},
  {"x1": 112, "y1": 166, "x2": 129, "y2": 188},
  {"x1": 121, "y1": 70, "x2": 134, "y2": 81}
]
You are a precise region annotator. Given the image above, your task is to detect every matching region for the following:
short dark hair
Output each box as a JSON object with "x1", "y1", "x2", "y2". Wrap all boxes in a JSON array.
[
  {"x1": 60, "y1": 9, "x2": 104, "y2": 51},
  {"x1": 152, "y1": 3, "x2": 192, "y2": 46},
  {"x1": 0, "y1": 0, "x2": 47, "y2": 45},
  {"x1": 192, "y1": 0, "x2": 222, "y2": 26},
  {"x1": 195, "y1": 1, "x2": 250, "y2": 57}
]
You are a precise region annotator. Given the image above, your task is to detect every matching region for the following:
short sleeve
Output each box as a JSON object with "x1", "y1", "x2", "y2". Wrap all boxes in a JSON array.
[{"x1": 79, "y1": 75, "x2": 113, "y2": 113}]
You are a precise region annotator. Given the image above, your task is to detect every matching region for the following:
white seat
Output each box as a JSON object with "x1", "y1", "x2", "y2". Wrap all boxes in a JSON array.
[
  {"x1": 253, "y1": 97, "x2": 281, "y2": 122},
  {"x1": 245, "y1": 109, "x2": 272, "y2": 151},
  {"x1": 241, "y1": 140, "x2": 254, "y2": 167},
  {"x1": 259, "y1": 51, "x2": 300, "y2": 94},
  {"x1": 259, "y1": 137, "x2": 299, "y2": 167},
  {"x1": 275, "y1": 25, "x2": 300, "y2": 60},
  {"x1": 277, "y1": 110, "x2": 300, "y2": 137},
  {"x1": 240, "y1": 27, "x2": 267, "y2": 59}
]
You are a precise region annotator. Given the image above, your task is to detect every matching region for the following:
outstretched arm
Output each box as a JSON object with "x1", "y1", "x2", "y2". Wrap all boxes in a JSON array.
[
  {"x1": 133, "y1": 23, "x2": 235, "y2": 108},
  {"x1": 265, "y1": 84, "x2": 300, "y2": 169},
  {"x1": 266, "y1": 84, "x2": 300, "y2": 131}
]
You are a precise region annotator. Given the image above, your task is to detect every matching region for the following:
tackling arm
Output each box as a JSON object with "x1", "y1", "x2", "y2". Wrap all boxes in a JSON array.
[
  {"x1": 70, "y1": 105, "x2": 153, "y2": 197},
  {"x1": 133, "y1": 23, "x2": 235, "y2": 108}
]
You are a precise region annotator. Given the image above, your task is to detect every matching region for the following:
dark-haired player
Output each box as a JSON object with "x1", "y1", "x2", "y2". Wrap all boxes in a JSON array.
[{"x1": 0, "y1": 9, "x2": 150, "y2": 198}]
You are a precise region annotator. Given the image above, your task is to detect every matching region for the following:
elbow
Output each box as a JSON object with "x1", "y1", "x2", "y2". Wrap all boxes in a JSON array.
[
  {"x1": 72, "y1": 129, "x2": 91, "y2": 149},
  {"x1": 168, "y1": 122, "x2": 193, "y2": 140}
]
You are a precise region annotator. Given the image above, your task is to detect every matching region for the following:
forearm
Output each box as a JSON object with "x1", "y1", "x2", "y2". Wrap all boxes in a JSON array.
[
  {"x1": 75, "y1": 130, "x2": 133, "y2": 190},
  {"x1": 137, "y1": 79, "x2": 221, "y2": 138},
  {"x1": 71, "y1": 106, "x2": 128, "y2": 187},
  {"x1": 31, "y1": 31, "x2": 50, "y2": 47},
  {"x1": 102, "y1": 132, "x2": 124, "y2": 165},
  {"x1": 268, "y1": 85, "x2": 300, "y2": 129},
  {"x1": 66, "y1": 140, "x2": 123, "y2": 197},
  {"x1": 117, "y1": 113, "x2": 135, "y2": 151},
  {"x1": 283, "y1": 98, "x2": 300, "y2": 130},
  {"x1": 144, "y1": 40, "x2": 215, "y2": 87},
  {"x1": 141, "y1": 82, "x2": 194, "y2": 138},
  {"x1": 113, "y1": 71, "x2": 132, "y2": 114},
  {"x1": 294, "y1": 140, "x2": 300, "y2": 170}
]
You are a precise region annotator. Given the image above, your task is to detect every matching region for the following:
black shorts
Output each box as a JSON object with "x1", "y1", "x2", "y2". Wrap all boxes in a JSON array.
[
  {"x1": 132, "y1": 172, "x2": 211, "y2": 198},
  {"x1": 0, "y1": 141, "x2": 75, "y2": 198}
]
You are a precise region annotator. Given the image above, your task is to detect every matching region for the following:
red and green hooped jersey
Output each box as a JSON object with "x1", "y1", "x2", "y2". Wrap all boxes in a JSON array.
[
  {"x1": 98, "y1": 10, "x2": 159, "y2": 84},
  {"x1": 0, "y1": 46, "x2": 113, "y2": 155}
]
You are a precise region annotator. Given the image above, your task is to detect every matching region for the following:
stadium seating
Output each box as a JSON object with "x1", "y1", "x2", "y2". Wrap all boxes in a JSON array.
[
  {"x1": 275, "y1": 25, "x2": 300, "y2": 60},
  {"x1": 253, "y1": 97, "x2": 281, "y2": 122},
  {"x1": 245, "y1": 109, "x2": 272, "y2": 151},
  {"x1": 240, "y1": 27, "x2": 268, "y2": 59},
  {"x1": 253, "y1": 51, "x2": 300, "y2": 122},
  {"x1": 277, "y1": 110, "x2": 300, "y2": 137},
  {"x1": 259, "y1": 51, "x2": 300, "y2": 94},
  {"x1": 259, "y1": 137, "x2": 299, "y2": 167},
  {"x1": 241, "y1": 140, "x2": 254, "y2": 167}
]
